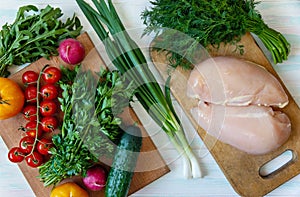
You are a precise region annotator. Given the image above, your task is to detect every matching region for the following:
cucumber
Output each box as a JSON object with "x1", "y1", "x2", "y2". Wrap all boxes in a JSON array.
[{"x1": 105, "y1": 125, "x2": 143, "y2": 197}]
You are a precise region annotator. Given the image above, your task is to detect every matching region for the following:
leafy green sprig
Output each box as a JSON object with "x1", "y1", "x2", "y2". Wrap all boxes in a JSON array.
[
  {"x1": 0, "y1": 5, "x2": 82, "y2": 77},
  {"x1": 76, "y1": 0, "x2": 201, "y2": 178},
  {"x1": 38, "y1": 66, "x2": 133, "y2": 186},
  {"x1": 141, "y1": 0, "x2": 290, "y2": 67}
]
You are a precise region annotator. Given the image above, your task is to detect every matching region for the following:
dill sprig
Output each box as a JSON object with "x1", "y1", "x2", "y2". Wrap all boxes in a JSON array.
[{"x1": 141, "y1": 0, "x2": 290, "y2": 67}]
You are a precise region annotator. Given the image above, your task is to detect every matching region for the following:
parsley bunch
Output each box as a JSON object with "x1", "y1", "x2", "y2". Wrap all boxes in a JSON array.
[
  {"x1": 38, "y1": 66, "x2": 133, "y2": 186},
  {"x1": 142, "y1": 0, "x2": 290, "y2": 67},
  {"x1": 0, "y1": 5, "x2": 82, "y2": 77}
]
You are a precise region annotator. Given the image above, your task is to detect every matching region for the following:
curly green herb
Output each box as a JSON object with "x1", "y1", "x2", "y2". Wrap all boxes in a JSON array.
[{"x1": 141, "y1": 0, "x2": 290, "y2": 67}]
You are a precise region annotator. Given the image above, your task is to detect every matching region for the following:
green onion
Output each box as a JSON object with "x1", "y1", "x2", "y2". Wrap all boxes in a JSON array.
[{"x1": 76, "y1": 0, "x2": 201, "y2": 178}]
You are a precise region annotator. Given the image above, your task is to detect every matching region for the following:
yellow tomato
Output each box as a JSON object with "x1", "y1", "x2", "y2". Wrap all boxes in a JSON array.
[
  {"x1": 0, "y1": 77, "x2": 25, "y2": 120},
  {"x1": 50, "y1": 182, "x2": 89, "y2": 197}
]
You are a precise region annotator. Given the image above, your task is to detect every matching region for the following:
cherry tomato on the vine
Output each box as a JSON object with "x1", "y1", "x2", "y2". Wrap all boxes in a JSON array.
[
  {"x1": 19, "y1": 136, "x2": 35, "y2": 154},
  {"x1": 25, "y1": 121, "x2": 43, "y2": 138},
  {"x1": 25, "y1": 151, "x2": 44, "y2": 168},
  {"x1": 8, "y1": 147, "x2": 25, "y2": 163},
  {"x1": 40, "y1": 100, "x2": 57, "y2": 116},
  {"x1": 24, "y1": 86, "x2": 39, "y2": 103},
  {"x1": 41, "y1": 116, "x2": 58, "y2": 132},
  {"x1": 37, "y1": 138, "x2": 53, "y2": 155},
  {"x1": 22, "y1": 105, "x2": 38, "y2": 121},
  {"x1": 42, "y1": 67, "x2": 61, "y2": 84},
  {"x1": 22, "y1": 70, "x2": 38, "y2": 86},
  {"x1": 40, "y1": 84, "x2": 59, "y2": 100}
]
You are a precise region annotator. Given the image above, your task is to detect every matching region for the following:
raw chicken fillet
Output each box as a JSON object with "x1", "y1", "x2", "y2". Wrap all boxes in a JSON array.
[
  {"x1": 187, "y1": 56, "x2": 289, "y2": 108},
  {"x1": 187, "y1": 56, "x2": 291, "y2": 155}
]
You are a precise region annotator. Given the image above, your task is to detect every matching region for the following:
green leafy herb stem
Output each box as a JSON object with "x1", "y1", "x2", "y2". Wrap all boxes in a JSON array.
[{"x1": 38, "y1": 66, "x2": 133, "y2": 187}]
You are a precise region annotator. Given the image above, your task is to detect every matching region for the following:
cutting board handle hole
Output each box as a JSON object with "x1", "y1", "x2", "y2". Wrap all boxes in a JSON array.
[{"x1": 259, "y1": 150, "x2": 295, "y2": 178}]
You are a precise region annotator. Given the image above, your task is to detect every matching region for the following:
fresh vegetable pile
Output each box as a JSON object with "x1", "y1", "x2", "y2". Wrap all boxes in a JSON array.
[
  {"x1": 141, "y1": 0, "x2": 290, "y2": 68},
  {"x1": 0, "y1": 5, "x2": 82, "y2": 77},
  {"x1": 38, "y1": 65, "x2": 134, "y2": 186},
  {"x1": 5, "y1": 40, "x2": 140, "y2": 195},
  {"x1": 76, "y1": 0, "x2": 201, "y2": 179},
  {"x1": 1, "y1": 2, "x2": 149, "y2": 196}
]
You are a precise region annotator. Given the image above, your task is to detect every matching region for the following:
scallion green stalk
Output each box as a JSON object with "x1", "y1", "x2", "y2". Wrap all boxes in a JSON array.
[{"x1": 76, "y1": 0, "x2": 201, "y2": 178}]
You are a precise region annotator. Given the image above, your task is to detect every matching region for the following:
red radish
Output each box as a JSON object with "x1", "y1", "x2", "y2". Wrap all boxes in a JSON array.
[
  {"x1": 82, "y1": 165, "x2": 107, "y2": 191},
  {"x1": 58, "y1": 38, "x2": 85, "y2": 65}
]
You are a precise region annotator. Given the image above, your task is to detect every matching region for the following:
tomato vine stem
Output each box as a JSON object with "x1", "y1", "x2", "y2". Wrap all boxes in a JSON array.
[{"x1": 27, "y1": 64, "x2": 50, "y2": 157}]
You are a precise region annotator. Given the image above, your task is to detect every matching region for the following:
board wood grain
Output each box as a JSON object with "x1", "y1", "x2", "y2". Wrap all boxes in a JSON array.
[
  {"x1": 150, "y1": 32, "x2": 300, "y2": 197},
  {"x1": 0, "y1": 32, "x2": 169, "y2": 197}
]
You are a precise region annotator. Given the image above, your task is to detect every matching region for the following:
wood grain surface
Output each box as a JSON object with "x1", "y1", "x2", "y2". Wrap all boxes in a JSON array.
[
  {"x1": 0, "y1": 32, "x2": 169, "y2": 197},
  {"x1": 150, "y1": 32, "x2": 300, "y2": 197}
]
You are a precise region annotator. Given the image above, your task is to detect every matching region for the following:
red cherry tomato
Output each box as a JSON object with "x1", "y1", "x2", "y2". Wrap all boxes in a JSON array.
[
  {"x1": 22, "y1": 70, "x2": 38, "y2": 86},
  {"x1": 41, "y1": 116, "x2": 58, "y2": 132},
  {"x1": 25, "y1": 121, "x2": 43, "y2": 138},
  {"x1": 37, "y1": 138, "x2": 53, "y2": 155},
  {"x1": 24, "y1": 86, "x2": 38, "y2": 103},
  {"x1": 22, "y1": 105, "x2": 38, "y2": 121},
  {"x1": 8, "y1": 147, "x2": 25, "y2": 163},
  {"x1": 42, "y1": 67, "x2": 61, "y2": 84},
  {"x1": 25, "y1": 151, "x2": 44, "y2": 168},
  {"x1": 19, "y1": 136, "x2": 35, "y2": 154},
  {"x1": 40, "y1": 84, "x2": 58, "y2": 100},
  {"x1": 40, "y1": 100, "x2": 57, "y2": 116}
]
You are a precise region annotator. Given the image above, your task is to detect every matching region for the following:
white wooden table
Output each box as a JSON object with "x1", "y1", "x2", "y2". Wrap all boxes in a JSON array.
[{"x1": 1, "y1": 0, "x2": 300, "y2": 196}]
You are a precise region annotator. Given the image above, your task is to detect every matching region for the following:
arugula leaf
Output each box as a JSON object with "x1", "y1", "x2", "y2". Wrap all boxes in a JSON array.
[{"x1": 0, "y1": 5, "x2": 82, "y2": 77}]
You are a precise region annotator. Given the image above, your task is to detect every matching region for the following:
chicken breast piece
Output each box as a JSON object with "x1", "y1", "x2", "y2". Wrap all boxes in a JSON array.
[
  {"x1": 187, "y1": 56, "x2": 289, "y2": 108},
  {"x1": 186, "y1": 56, "x2": 291, "y2": 154},
  {"x1": 191, "y1": 102, "x2": 291, "y2": 155}
]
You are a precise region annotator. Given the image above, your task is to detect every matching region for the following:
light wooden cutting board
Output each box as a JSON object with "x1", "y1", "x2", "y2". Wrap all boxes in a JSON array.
[
  {"x1": 150, "y1": 32, "x2": 300, "y2": 197},
  {"x1": 0, "y1": 32, "x2": 169, "y2": 197}
]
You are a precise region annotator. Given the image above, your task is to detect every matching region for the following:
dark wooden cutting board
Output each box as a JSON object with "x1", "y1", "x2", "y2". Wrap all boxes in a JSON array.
[
  {"x1": 150, "y1": 32, "x2": 300, "y2": 196},
  {"x1": 0, "y1": 32, "x2": 169, "y2": 197}
]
